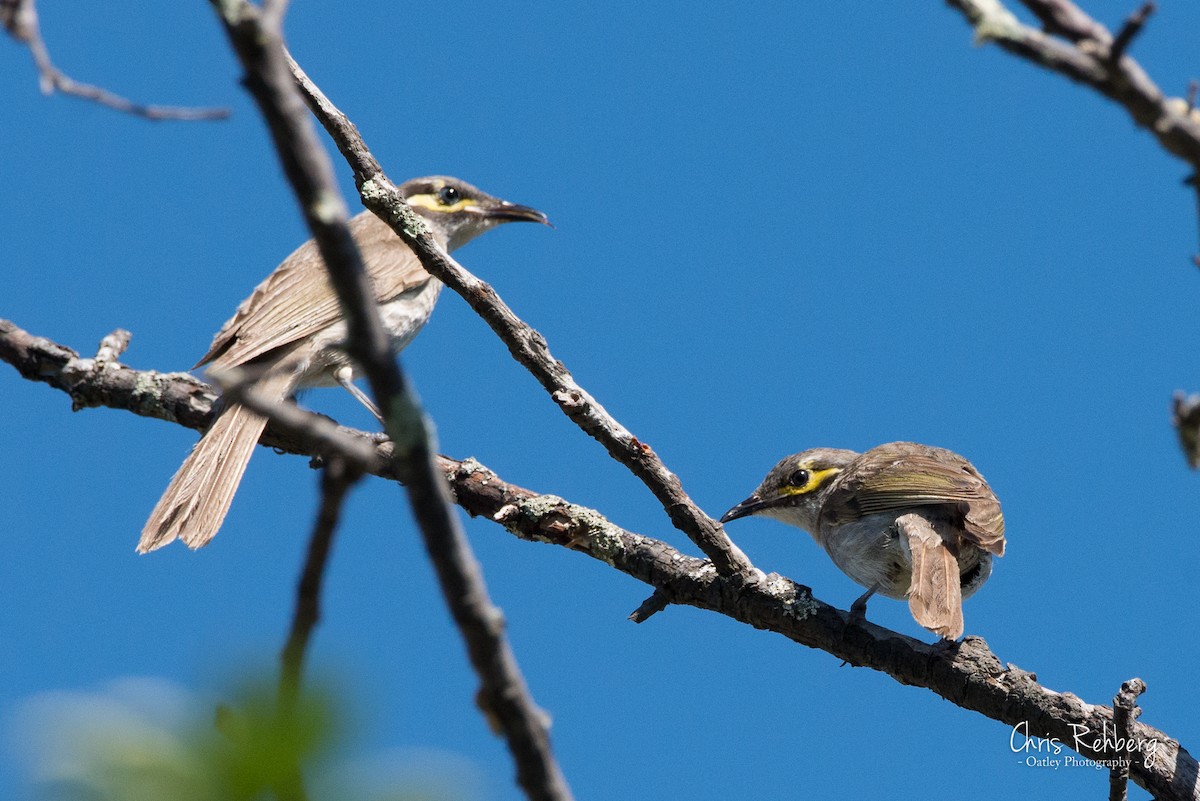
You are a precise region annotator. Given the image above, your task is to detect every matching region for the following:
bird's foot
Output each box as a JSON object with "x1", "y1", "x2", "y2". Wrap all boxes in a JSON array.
[{"x1": 848, "y1": 584, "x2": 879, "y2": 626}]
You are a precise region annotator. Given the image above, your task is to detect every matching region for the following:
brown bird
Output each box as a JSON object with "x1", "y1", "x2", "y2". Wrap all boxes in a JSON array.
[
  {"x1": 139, "y1": 176, "x2": 548, "y2": 553},
  {"x1": 720, "y1": 442, "x2": 1005, "y2": 639}
]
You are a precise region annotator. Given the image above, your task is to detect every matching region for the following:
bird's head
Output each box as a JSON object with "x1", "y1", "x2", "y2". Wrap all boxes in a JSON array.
[
  {"x1": 399, "y1": 175, "x2": 550, "y2": 251},
  {"x1": 719, "y1": 448, "x2": 859, "y2": 533}
]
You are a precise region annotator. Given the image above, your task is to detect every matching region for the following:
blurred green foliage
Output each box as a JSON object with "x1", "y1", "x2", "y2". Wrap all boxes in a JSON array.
[{"x1": 8, "y1": 675, "x2": 474, "y2": 801}]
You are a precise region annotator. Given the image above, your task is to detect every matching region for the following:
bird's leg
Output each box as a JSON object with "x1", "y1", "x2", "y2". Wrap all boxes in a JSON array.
[
  {"x1": 849, "y1": 584, "x2": 879, "y2": 625},
  {"x1": 333, "y1": 366, "x2": 383, "y2": 422}
]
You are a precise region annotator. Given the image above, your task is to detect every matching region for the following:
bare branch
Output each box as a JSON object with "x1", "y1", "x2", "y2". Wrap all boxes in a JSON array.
[
  {"x1": 284, "y1": 52, "x2": 382, "y2": 182},
  {"x1": 946, "y1": 0, "x2": 1200, "y2": 170},
  {"x1": 945, "y1": 0, "x2": 1200, "y2": 466},
  {"x1": 211, "y1": 366, "x2": 386, "y2": 470},
  {"x1": 1172, "y1": 392, "x2": 1200, "y2": 467},
  {"x1": 283, "y1": 51, "x2": 756, "y2": 580},
  {"x1": 92, "y1": 329, "x2": 131, "y2": 366},
  {"x1": 2, "y1": 0, "x2": 229, "y2": 121},
  {"x1": 205, "y1": 5, "x2": 573, "y2": 799},
  {"x1": 279, "y1": 457, "x2": 357, "y2": 715},
  {"x1": 1188, "y1": 170, "x2": 1200, "y2": 269},
  {"x1": 2, "y1": 319, "x2": 1197, "y2": 800},
  {"x1": 1110, "y1": 678, "x2": 1148, "y2": 801},
  {"x1": 1109, "y1": 2, "x2": 1155, "y2": 64},
  {"x1": 261, "y1": 0, "x2": 291, "y2": 31},
  {"x1": 627, "y1": 590, "x2": 671, "y2": 623},
  {"x1": 1017, "y1": 0, "x2": 1111, "y2": 43},
  {"x1": 269, "y1": 452, "x2": 355, "y2": 801}
]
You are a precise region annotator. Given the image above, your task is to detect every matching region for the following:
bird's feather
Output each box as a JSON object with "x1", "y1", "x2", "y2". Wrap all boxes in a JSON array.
[
  {"x1": 899, "y1": 512, "x2": 964, "y2": 640},
  {"x1": 822, "y1": 441, "x2": 1005, "y2": 556},
  {"x1": 197, "y1": 211, "x2": 433, "y2": 371}
]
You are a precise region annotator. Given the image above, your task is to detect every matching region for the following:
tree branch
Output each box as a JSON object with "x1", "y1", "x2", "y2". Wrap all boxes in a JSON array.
[
  {"x1": 1172, "y1": 392, "x2": 1200, "y2": 467},
  {"x1": 1017, "y1": 0, "x2": 1111, "y2": 43},
  {"x1": 274, "y1": 454, "x2": 356, "y2": 801},
  {"x1": 279, "y1": 456, "x2": 357, "y2": 716},
  {"x1": 1110, "y1": 678, "x2": 1148, "y2": 801},
  {"x1": 4, "y1": 320, "x2": 1197, "y2": 800},
  {"x1": 0, "y1": 0, "x2": 229, "y2": 121},
  {"x1": 205, "y1": 5, "x2": 573, "y2": 799},
  {"x1": 943, "y1": 0, "x2": 1200, "y2": 467},
  {"x1": 946, "y1": 0, "x2": 1200, "y2": 170},
  {"x1": 282, "y1": 51, "x2": 755, "y2": 581},
  {"x1": 1108, "y1": 2, "x2": 1155, "y2": 64}
]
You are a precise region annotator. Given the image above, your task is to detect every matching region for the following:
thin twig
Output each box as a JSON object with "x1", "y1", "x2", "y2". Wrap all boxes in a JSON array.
[
  {"x1": 220, "y1": 371, "x2": 361, "y2": 730},
  {"x1": 209, "y1": 366, "x2": 385, "y2": 469},
  {"x1": 93, "y1": 329, "x2": 131, "y2": 365},
  {"x1": 279, "y1": 457, "x2": 357, "y2": 715},
  {"x1": 274, "y1": 453, "x2": 355, "y2": 796},
  {"x1": 945, "y1": 0, "x2": 1200, "y2": 464},
  {"x1": 2, "y1": 319, "x2": 1195, "y2": 800},
  {"x1": 273, "y1": 459, "x2": 355, "y2": 801},
  {"x1": 947, "y1": 0, "x2": 1200, "y2": 167},
  {"x1": 285, "y1": 51, "x2": 756, "y2": 580},
  {"x1": 1109, "y1": 678, "x2": 1148, "y2": 801},
  {"x1": 628, "y1": 590, "x2": 671, "y2": 623},
  {"x1": 213, "y1": 369, "x2": 361, "y2": 801},
  {"x1": 2, "y1": 0, "x2": 229, "y2": 121},
  {"x1": 261, "y1": 0, "x2": 291, "y2": 30},
  {"x1": 1189, "y1": 172, "x2": 1200, "y2": 268},
  {"x1": 1171, "y1": 392, "x2": 1200, "y2": 466},
  {"x1": 1017, "y1": 0, "x2": 1111, "y2": 44},
  {"x1": 1109, "y1": 1, "x2": 1155, "y2": 63},
  {"x1": 206, "y1": 5, "x2": 574, "y2": 800}
]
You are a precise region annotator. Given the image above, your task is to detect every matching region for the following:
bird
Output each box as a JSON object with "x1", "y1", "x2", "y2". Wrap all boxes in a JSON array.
[
  {"x1": 719, "y1": 441, "x2": 1005, "y2": 639},
  {"x1": 139, "y1": 176, "x2": 549, "y2": 553}
]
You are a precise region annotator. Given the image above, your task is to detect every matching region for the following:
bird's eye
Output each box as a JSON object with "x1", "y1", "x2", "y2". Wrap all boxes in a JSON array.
[
  {"x1": 438, "y1": 185, "x2": 462, "y2": 205},
  {"x1": 788, "y1": 469, "x2": 811, "y2": 488}
]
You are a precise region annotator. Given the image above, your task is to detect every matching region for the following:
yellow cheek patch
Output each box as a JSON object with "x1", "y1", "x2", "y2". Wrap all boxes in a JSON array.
[
  {"x1": 779, "y1": 467, "x2": 841, "y2": 496},
  {"x1": 406, "y1": 193, "x2": 478, "y2": 214}
]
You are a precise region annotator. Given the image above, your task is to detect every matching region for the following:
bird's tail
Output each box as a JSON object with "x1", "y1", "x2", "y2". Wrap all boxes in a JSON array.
[
  {"x1": 138, "y1": 371, "x2": 293, "y2": 553},
  {"x1": 899, "y1": 513, "x2": 964, "y2": 640}
]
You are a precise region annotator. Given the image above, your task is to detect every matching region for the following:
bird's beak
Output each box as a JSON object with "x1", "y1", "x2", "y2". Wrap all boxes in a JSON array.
[
  {"x1": 473, "y1": 200, "x2": 552, "y2": 227},
  {"x1": 719, "y1": 494, "x2": 769, "y2": 524}
]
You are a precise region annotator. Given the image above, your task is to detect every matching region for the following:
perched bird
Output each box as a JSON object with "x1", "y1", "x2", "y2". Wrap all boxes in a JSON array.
[
  {"x1": 139, "y1": 176, "x2": 548, "y2": 553},
  {"x1": 720, "y1": 442, "x2": 1005, "y2": 639}
]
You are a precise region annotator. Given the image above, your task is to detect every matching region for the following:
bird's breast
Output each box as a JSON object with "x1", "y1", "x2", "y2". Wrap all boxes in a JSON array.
[
  {"x1": 819, "y1": 511, "x2": 993, "y2": 600},
  {"x1": 377, "y1": 278, "x2": 442, "y2": 353},
  {"x1": 820, "y1": 514, "x2": 912, "y2": 599},
  {"x1": 287, "y1": 278, "x2": 443, "y2": 388}
]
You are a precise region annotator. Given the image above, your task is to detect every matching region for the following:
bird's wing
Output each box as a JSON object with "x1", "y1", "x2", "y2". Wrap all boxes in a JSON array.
[
  {"x1": 197, "y1": 211, "x2": 433, "y2": 370},
  {"x1": 824, "y1": 442, "x2": 1005, "y2": 556}
]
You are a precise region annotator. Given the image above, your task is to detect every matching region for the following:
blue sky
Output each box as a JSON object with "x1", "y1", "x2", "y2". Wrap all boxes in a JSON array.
[{"x1": 3, "y1": 2, "x2": 1199, "y2": 799}]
